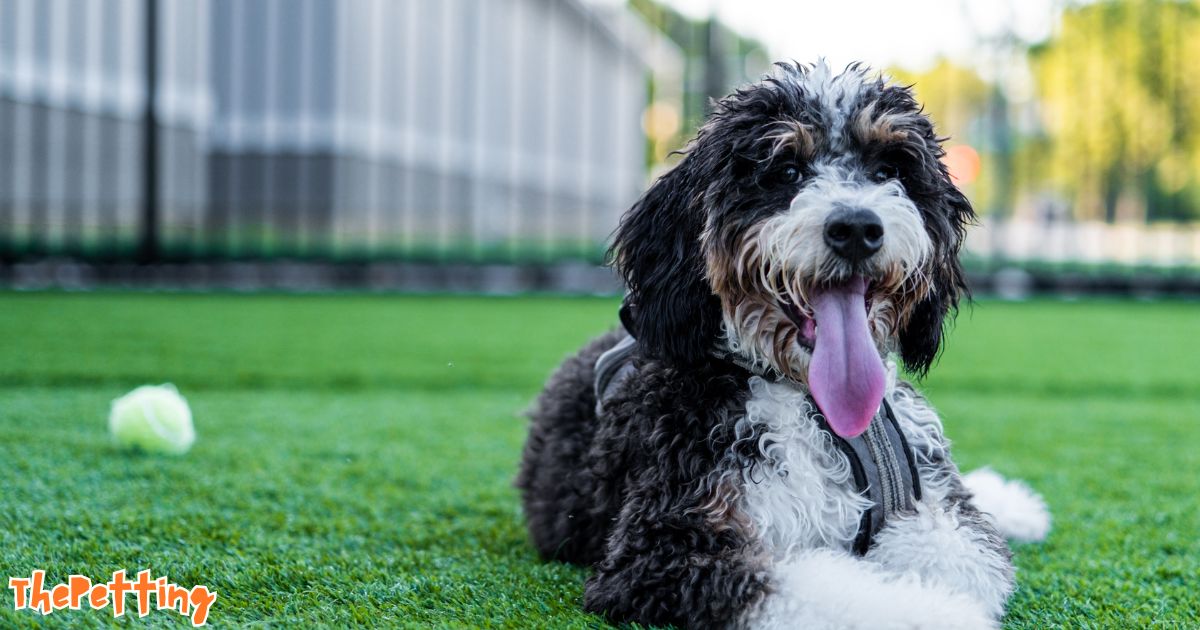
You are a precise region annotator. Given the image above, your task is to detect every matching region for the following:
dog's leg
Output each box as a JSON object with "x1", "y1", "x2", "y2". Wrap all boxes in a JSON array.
[
  {"x1": 862, "y1": 473, "x2": 1017, "y2": 619},
  {"x1": 747, "y1": 548, "x2": 995, "y2": 630},
  {"x1": 583, "y1": 488, "x2": 769, "y2": 629},
  {"x1": 872, "y1": 384, "x2": 1019, "y2": 619},
  {"x1": 864, "y1": 468, "x2": 1048, "y2": 618},
  {"x1": 865, "y1": 501, "x2": 1015, "y2": 620},
  {"x1": 585, "y1": 484, "x2": 997, "y2": 630}
]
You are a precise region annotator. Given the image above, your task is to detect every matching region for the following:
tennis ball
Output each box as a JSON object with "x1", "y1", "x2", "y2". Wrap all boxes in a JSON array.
[{"x1": 109, "y1": 384, "x2": 196, "y2": 455}]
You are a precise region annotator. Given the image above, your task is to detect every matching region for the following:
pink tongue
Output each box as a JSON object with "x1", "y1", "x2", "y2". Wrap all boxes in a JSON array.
[{"x1": 808, "y1": 277, "x2": 886, "y2": 438}]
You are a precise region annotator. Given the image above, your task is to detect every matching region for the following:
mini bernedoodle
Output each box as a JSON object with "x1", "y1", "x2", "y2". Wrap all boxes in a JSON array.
[{"x1": 517, "y1": 62, "x2": 1050, "y2": 630}]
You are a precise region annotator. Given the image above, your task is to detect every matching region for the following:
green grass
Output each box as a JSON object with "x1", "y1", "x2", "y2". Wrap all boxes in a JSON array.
[{"x1": 0, "y1": 292, "x2": 1197, "y2": 628}]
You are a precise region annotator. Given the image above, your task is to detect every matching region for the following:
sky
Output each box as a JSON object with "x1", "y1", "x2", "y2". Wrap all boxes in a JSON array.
[{"x1": 605, "y1": 0, "x2": 1063, "y2": 72}]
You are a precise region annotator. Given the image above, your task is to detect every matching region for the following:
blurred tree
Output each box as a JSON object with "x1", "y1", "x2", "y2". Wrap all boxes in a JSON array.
[
  {"x1": 1030, "y1": 0, "x2": 1200, "y2": 222},
  {"x1": 888, "y1": 60, "x2": 998, "y2": 211},
  {"x1": 627, "y1": 0, "x2": 770, "y2": 168},
  {"x1": 889, "y1": 60, "x2": 991, "y2": 141}
]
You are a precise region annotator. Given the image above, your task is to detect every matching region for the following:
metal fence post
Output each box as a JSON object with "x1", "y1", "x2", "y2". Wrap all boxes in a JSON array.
[{"x1": 138, "y1": 0, "x2": 160, "y2": 263}]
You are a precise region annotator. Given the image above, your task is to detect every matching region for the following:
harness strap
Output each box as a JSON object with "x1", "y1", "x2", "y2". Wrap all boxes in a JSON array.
[
  {"x1": 593, "y1": 331, "x2": 638, "y2": 415},
  {"x1": 593, "y1": 306, "x2": 922, "y2": 555},
  {"x1": 816, "y1": 399, "x2": 922, "y2": 555}
]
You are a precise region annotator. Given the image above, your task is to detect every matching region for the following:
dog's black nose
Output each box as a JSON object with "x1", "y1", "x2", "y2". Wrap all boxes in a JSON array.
[{"x1": 824, "y1": 208, "x2": 884, "y2": 263}]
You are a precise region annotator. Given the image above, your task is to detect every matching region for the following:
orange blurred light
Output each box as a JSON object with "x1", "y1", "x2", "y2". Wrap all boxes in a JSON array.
[{"x1": 943, "y1": 144, "x2": 981, "y2": 186}]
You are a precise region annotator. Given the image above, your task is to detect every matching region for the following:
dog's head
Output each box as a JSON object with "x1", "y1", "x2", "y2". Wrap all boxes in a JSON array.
[{"x1": 611, "y1": 62, "x2": 973, "y2": 437}]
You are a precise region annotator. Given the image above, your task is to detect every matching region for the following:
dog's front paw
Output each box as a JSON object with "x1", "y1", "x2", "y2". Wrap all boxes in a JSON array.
[
  {"x1": 866, "y1": 503, "x2": 1014, "y2": 620},
  {"x1": 748, "y1": 550, "x2": 996, "y2": 630},
  {"x1": 963, "y1": 467, "x2": 1051, "y2": 543}
]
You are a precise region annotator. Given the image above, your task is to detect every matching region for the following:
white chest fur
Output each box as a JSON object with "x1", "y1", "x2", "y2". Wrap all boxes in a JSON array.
[{"x1": 734, "y1": 377, "x2": 874, "y2": 558}]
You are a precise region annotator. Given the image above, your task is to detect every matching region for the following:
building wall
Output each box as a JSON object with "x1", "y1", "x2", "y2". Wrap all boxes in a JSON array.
[
  {"x1": 0, "y1": 0, "x2": 651, "y2": 261},
  {"x1": 0, "y1": 0, "x2": 211, "y2": 254},
  {"x1": 206, "y1": 0, "x2": 648, "y2": 258}
]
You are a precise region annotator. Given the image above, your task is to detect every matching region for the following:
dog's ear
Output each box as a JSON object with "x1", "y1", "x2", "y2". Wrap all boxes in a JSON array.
[
  {"x1": 609, "y1": 157, "x2": 721, "y2": 366},
  {"x1": 899, "y1": 181, "x2": 973, "y2": 376}
]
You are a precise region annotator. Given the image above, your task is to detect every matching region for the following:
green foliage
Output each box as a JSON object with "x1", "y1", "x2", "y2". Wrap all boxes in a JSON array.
[
  {"x1": 887, "y1": 60, "x2": 1004, "y2": 213},
  {"x1": 1030, "y1": 0, "x2": 1200, "y2": 222},
  {"x1": 882, "y1": 2, "x2": 1200, "y2": 224},
  {"x1": 889, "y1": 60, "x2": 992, "y2": 143},
  {"x1": 0, "y1": 293, "x2": 1197, "y2": 627},
  {"x1": 627, "y1": 0, "x2": 773, "y2": 165}
]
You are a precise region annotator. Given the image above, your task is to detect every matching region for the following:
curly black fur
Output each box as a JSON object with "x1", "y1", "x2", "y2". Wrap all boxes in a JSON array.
[
  {"x1": 518, "y1": 339, "x2": 769, "y2": 628},
  {"x1": 609, "y1": 161, "x2": 723, "y2": 366},
  {"x1": 516, "y1": 329, "x2": 625, "y2": 565}
]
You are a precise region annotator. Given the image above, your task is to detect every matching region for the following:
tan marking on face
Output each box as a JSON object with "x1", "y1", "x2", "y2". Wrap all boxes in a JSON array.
[
  {"x1": 853, "y1": 101, "x2": 914, "y2": 145},
  {"x1": 764, "y1": 120, "x2": 820, "y2": 161}
]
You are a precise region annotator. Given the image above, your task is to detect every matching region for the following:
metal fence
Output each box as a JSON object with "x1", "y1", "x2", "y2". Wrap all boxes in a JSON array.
[
  {"x1": 2, "y1": 0, "x2": 1199, "y2": 282},
  {"x1": 0, "y1": 0, "x2": 655, "y2": 265}
]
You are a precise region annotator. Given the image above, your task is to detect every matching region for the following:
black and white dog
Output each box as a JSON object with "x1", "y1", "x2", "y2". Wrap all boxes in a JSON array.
[{"x1": 517, "y1": 62, "x2": 1049, "y2": 629}]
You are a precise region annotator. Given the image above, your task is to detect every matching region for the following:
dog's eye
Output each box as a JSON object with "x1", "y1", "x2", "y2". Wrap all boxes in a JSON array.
[
  {"x1": 775, "y1": 165, "x2": 802, "y2": 185},
  {"x1": 871, "y1": 164, "x2": 900, "y2": 183}
]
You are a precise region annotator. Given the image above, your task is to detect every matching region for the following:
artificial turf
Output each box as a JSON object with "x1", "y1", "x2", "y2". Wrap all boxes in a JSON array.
[{"x1": 0, "y1": 292, "x2": 1196, "y2": 628}]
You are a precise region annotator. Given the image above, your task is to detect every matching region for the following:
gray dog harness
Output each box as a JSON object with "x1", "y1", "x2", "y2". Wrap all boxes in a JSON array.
[
  {"x1": 593, "y1": 315, "x2": 922, "y2": 556},
  {"x1": 818, "y1": 397, "x2": 922, "y2": 555}
]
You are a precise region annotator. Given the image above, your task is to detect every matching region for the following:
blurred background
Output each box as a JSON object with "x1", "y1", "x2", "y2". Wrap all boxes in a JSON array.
[{"x1": 1, "y1": 0, "x2": 1199, "y2": 295}]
